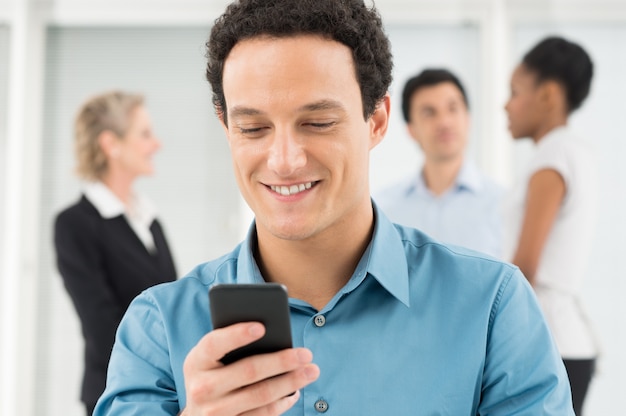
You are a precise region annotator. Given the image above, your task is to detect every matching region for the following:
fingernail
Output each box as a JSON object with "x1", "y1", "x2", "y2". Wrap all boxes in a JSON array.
[
  {"x1": 304, "y1": 365, "x2": 319, "y2": 380},
  {"x1": 287, "y1": 390, "x2": 300, "y2": 401},
  {"x1": 248, "y1": 323, "x2": 264, "y2": 337},
  {"x1": 297, "y1": 349, "x2": 312, "y2": 363}
]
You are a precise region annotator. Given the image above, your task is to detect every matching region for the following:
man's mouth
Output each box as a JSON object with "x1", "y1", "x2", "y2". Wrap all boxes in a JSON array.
[{"x1": 269, "y1": 181, "x2": 317, "y2": 196}]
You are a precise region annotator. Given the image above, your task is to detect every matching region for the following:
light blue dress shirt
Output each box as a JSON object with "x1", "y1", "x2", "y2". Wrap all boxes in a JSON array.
[
  {"x1": 95, "y1": 204, "x2": 573, "y2": 415},
  {"x1": 374, "y1": 161, "x2": 503, "y2": 258}
]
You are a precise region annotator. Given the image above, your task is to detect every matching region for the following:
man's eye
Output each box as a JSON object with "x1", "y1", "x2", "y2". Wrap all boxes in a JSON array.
[
  {"x1": 307, "y1": 122, "x2": 335, "y2": 129},
  {"x1": 238, "y1": 126, "x2": 264, "y2": 134}
]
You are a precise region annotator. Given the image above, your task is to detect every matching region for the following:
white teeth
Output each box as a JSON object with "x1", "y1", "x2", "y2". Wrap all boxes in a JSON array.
[{"x1": 270, "y1": 182, "x2": 315, "y2": 196}]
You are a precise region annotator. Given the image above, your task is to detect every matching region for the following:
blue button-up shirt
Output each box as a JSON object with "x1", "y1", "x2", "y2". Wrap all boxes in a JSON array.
[
  {"x1": 95, "y1": 205, "x2": 573, "y2": 415},
  {"x1": 374, "y1": 161, "x2": 504, "y2": 258}
]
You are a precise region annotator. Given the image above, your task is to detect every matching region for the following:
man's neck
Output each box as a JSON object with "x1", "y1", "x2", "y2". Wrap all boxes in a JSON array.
[
  {"x1": 422, "y1": 156, "x2": 464, "y2": 196},
  {"x1": 255, "y1": 204, "x2": 374, "y2": 311}
]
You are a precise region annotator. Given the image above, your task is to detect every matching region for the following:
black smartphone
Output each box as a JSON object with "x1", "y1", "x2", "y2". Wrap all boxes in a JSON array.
[{"x1": 209, "y1": 283, "x2": 293, "y2": 365}]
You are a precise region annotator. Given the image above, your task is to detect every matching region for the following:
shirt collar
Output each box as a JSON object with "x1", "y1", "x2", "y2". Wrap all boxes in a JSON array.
[
  {"x1": 235, "y1": 223, "x2": 267, "y2": 284},
  {"x1": 456, "y1": 160, "x2": 484, "y2": 193},
  {"x1": 407, "y1": 159, "x2": 484, "y2": 196},
  {"x1": 365, "y1": 202, "x2": 410, "y2": 306},
  {"x1": 235, "y1": 201, "x2": 410, "y2": 307},
  {"x1": 83, "y1": 181, "x2": 157, "y2": 224}
]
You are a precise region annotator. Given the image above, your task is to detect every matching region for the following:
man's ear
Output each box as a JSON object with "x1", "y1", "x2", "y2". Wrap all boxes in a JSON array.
[
  {"x1": 217, "y1": 109, "x2": 230, "y2": 137},
  {"x1": 369, "y1": 94, "x2": 391, "y2": 150},
  {"x1": 97, "y1": 130, "x2": 120, "y2": 159},
  {"x1": 217, "y1": 108, "x2": 226, "y2": 126}
]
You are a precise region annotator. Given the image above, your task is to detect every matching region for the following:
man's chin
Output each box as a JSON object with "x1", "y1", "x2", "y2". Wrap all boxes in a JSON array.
[{"x1": 261, "y1": 218, "x2": 318, "y2": 242}]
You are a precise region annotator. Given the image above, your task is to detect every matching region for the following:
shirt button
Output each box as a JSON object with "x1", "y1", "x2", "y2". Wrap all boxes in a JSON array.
[
  {"x1": 313, "y1": 314, "x2": 326, "y2": 327},
  {"x1": 314, "y1": 399, "x2": 329, "y2": 413}
]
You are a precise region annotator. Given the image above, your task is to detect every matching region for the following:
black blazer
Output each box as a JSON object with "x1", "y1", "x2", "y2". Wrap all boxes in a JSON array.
[{"x1": 53, "y1": 195, "x2": 177, "y2": 406}]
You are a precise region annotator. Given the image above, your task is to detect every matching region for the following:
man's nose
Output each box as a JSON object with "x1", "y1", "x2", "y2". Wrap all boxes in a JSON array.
[{"x1": 266, "y1": 129, "x2": 307, "y2": 176}]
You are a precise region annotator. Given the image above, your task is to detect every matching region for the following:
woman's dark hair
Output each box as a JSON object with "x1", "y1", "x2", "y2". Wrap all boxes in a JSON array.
[
  {"x1": 401, "y1": 69, "x2": 469, "y2": 123},
  {"x1": 522, "y1": 36, "x2": 593, "y2": 113},
  {"x1": 206, "y1": 0, "x2": 393, "y2": 125}
]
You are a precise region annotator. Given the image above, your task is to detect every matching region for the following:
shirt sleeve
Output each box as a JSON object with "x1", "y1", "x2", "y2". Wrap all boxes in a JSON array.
[
  {"x1": 478, "y1": 268, "x2": 574, "y2": 415},
  {"x1": 94, "y1": 292, "x2": 181, "y2": 415}
]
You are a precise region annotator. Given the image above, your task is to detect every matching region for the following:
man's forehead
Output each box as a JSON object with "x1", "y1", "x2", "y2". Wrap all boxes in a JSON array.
[
  {"x1": 222, "y1": 34, "x2": 358, "y2": 93},
  {"x1": 222, "y1": 35, "x2": 357, "y2": 86},
  {"x1": 222, "y1": 35, "x2": 360, "y2": 116}
]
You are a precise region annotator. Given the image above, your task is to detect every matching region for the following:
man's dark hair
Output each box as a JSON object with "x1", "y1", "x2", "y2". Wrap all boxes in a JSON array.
[
  {"x1": 206, "y1": 0, "x2": 393, "y2": 125},
  {"x1": 401, "y1": 68, "x2": 469, "y2": 123},
  {"x1": 522, "y1": 36, "x2": 593, "y2": 113}
]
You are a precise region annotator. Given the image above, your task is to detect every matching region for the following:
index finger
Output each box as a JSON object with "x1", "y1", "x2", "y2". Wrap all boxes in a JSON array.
[{"x1": 184, "y1": 322, "x2": 265, "y2": 372}]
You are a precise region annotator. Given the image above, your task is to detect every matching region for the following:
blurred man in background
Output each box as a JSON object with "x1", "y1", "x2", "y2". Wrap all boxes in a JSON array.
[{"x1": 375, "y1": 69, "x2": 503, "y2": 257}]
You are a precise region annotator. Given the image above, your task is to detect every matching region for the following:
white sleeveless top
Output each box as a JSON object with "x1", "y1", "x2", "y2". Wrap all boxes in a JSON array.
[{"x1": 503, "y1": 126, "x2": 599, "y2": 358}]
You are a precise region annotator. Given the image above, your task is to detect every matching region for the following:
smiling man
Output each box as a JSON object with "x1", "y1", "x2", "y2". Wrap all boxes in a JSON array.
[{"x1": 94, "y1": 1, "x2": 574, "y2": 415}]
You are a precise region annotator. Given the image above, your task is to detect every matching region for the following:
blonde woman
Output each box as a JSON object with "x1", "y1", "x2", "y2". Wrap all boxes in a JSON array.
[{"x1": 54, "y1": 91, "x2": 177, "y2": 415}]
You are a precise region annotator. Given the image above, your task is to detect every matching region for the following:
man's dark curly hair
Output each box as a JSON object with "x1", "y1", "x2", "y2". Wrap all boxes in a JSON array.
[{"x1": 206, "y1": 0, "x2": 393, "y2": 125}]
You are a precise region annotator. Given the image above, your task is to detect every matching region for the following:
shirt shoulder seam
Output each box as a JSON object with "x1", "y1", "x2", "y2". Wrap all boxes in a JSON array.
[{"x1": 488, "y1": 267, "x2": 515, "y2": 331}]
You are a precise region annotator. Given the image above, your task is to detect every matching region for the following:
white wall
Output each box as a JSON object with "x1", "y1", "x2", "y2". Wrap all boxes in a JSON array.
[{"x1": 1, "y1": 0, "x2": 625, "y2": 415}]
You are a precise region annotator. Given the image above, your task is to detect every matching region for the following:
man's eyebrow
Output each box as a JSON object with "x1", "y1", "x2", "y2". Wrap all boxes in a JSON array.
[
  {"x1": 299, "y1": 99, "x2": 346, "y2": 113},
  {"x1": 229, "y1": 100, "x2": 346, "y2": 119},
  {"x1": 229, "y1": 106, "x2": 264, "y2": 119}
]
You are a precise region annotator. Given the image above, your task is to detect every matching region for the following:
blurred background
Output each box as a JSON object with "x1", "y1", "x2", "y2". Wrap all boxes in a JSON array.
[{"x1": 1, "y1": 0, "x2": 624, "y2": 414}]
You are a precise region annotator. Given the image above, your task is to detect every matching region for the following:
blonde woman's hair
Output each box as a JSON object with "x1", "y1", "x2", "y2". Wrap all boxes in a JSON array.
[{"x1": 74, "y1": 90, "x2": 144, "y2": 180}]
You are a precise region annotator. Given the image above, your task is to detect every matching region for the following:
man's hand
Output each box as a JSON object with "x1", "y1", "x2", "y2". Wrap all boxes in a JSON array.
[{"x1": 182, "y1": 322, "x2": 320, "y2": 415}]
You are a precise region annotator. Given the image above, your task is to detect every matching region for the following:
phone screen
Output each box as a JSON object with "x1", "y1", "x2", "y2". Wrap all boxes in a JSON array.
[{"x1": 209, "y1": 283, "x2": 293, "y2": 365}]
